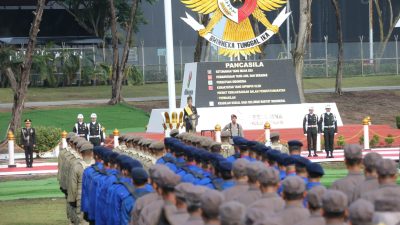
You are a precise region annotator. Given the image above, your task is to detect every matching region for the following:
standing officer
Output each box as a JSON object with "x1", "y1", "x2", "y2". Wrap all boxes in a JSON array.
[
  {"x1": 184, "y1": 96, "x2": 199, "y2": 133},
  {"x1": 319, "y1": 105, "x2": 338, "y2": 158},
  {"x1": 270, "y1": 132, "x2": 288, "y2": 154},
  {"x1": 223, "y1": 114, "x2": 244, "y2": 139},
  {"x1": 73, "y1": 114, "x2": 88, "y2": 140},
  {"x1": 303, "y1": 107, "x2": 319, "y2": 157},
  {"x1": 21, "y1": 119, "x2": 36, "y2": 168},
  {"x1": 220, "y1": 131, "x2": 235, "y2": 157},
  {"x1": 87, "y1": 113, "x2": 104, "y2": 146}
]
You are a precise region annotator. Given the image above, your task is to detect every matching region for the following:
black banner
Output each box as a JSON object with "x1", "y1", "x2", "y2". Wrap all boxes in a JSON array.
[{"x1": 194, "y1": 60, "x2": 301, "y2": 108}]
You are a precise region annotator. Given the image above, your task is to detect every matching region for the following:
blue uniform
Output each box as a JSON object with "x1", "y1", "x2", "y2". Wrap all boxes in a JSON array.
[
  {"x1": 226, "y1": 154, "x2": 240, "y2": 163},
  {"x1": 297, "y1": 176, "x2": 309, "y2": 207},
  {"x1": 165, "y1": 157, "x2": 185, "y2": 173},
  {"x1": 81, "y1": 162, "x2": 103, "y2": 216},
  {"x1": 81, "y1": 165, "x2": 93, "y2": 214},
  {"x1": 195, "y1": 170, "x2": 213, "y2": 188},
  {"x1": 248, "y1": 156, "x2": 257, "y2": 162},
  {"x1": 226, "y1": 154, "x2": 252, "y2": 163},
  {"x1": 95, "y1": 169, "x2": 119, "y2": 225},
  {"x1": 209, "y1": 176, "x2": 224, "y2": 190},
  {"x1": 106, "y1": 177, "x2": 132, "y2": 225},
  {"x1": 181, "y1": 164, "x2": 202, "y2": 183},
  {"x1": 279, "y1": 169, "x2": 286, "y2": 180},
  {"x1": 301, "y1": 177, "x2": 309, "y2": 185},
  {"x1": 221, "y1": 180, "x2": 236, "y2": 190},
  {"x1": 88, "y1": 164, "x2": 106, "y2": 221},
  {"x1": 306, "y1": 181, "x2": 321, "y2": 190},
  {"x1": 227, "y1": 155, "x2": 254, "y2": 163},
  {"x1": 120, "y1": 184, "x2": 154, "y2": 225},
  {"x1": 278, "y1": 172, "x2": 296, "y2": 195},
  {"x1": 156, "y1": 153, "x2": 175, "y2": 165}
]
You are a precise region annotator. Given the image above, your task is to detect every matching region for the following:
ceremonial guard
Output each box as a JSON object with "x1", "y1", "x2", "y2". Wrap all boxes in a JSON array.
[
  {"x1": 319, "y1": 105, "x2": 338, "y2": 158},
  {"x1": 73, "y1": 114, "x2": 88, "y2": 140},
  {"x1": 21, "y1": 119, "x2": 36, "y2": 168},
  {"x1": 87, "y1": 113, "x2": 104, "y2": 146},
  {"x1": 303, "y1": 107, "x2": 319, "y2": 157},
  {"x1": 183, "y1": 96, "x2": 199, "y2": 133}
]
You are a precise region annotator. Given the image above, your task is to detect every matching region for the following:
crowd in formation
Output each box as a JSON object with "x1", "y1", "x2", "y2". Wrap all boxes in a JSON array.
[{"x1": 58, "y1": 129, "x2": 400, "y2": 225}]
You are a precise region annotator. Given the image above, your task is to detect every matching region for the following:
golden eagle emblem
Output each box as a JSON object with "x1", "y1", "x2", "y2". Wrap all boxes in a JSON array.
[{"x1": 181, "y1": 0, "x2": 287, "y2": 57}]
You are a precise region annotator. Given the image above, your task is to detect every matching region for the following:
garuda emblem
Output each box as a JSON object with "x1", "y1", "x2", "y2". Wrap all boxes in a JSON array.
[{"x1": 181, "y1": 0, "x2": 290, "y2": 58}]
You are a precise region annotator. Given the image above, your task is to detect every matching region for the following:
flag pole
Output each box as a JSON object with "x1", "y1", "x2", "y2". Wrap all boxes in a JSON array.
[
  {"x1": 369, "y1": 0, "x2": 374, "y2": 63},
  {"x1": 164, "y1": 0, "x2": 177, "y2": 111}
]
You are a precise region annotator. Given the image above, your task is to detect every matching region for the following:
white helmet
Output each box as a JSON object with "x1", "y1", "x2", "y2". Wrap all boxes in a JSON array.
[
  {"x1": 90, "y1": 113, "x2": 97, "y2": 118},
  {"x1": 77, "y1": 114, "x2": 84, "y2": 119},
  {"x1": 325, "y1": 104, "x2": 331, "y2": 109}
]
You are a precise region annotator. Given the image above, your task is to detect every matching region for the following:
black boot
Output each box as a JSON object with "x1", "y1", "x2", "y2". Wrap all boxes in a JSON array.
[
  {"x1": 313, "y1": 151, "x2": 318, "y2": 157},
  {"x1": 325, "y1": 151, "x2": 329, "y2": 158},
  {"x1": 308, "y1": 150, "x2": 312, "y2": 157}
]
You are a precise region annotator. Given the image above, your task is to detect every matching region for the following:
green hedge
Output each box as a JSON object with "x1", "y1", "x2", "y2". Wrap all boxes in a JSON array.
[{"x1": 16, "y1": 126, "x2": 61, "y2": 152}]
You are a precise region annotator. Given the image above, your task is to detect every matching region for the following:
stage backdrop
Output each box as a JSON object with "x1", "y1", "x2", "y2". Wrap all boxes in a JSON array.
[
  {"x1": 180, "y1": 60, "x2": 301, "y2": 108},
  {"x1": 147, "y1": 60, "x2": 343, "y2": 133}
]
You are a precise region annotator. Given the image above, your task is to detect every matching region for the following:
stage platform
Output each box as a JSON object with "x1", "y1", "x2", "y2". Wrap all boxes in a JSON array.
[{"x1": 130, "y1": 124, "x2": 400, "y2": 146}]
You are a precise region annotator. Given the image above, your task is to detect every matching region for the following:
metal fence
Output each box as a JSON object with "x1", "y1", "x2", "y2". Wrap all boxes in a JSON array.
[
  {"x1": 19, "y1": 58, "x2": 400, "y2": 87},
  {"x1": 303, "y1": 58, "x2": 400, "y2": 78},
  {"x1": 2, "y1": 37, "x2": 400, "y2": 87}
]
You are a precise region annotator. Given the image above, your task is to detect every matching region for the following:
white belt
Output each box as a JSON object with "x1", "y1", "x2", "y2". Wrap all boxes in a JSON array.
[
  {"x1": 307, "y1": 125, "x2": 318, "y2": 128},
  {"x1": 89, "y1": 135, "x2": 100, "y2": 138},
  {"x1": 324, "y1": 125, "x2": 335, "y2": 128}
]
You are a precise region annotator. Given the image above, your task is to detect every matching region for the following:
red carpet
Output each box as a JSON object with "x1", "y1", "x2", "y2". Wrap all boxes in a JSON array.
[
  {"x1": 0, "y1": 164, "x2": 58, "y2": 176},
  {"x1": 0, "y1": 165, "x2": 58, "y2": 172}
]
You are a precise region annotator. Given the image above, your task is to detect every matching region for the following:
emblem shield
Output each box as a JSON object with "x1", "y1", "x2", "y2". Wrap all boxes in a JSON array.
[{"x1": 218, "y1": 0, "x2": 257, "y2": 23}]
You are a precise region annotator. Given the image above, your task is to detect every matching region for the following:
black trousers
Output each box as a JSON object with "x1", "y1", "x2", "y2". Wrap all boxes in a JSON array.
[
  {"x1": 324, "y1": 128, "x2": 335, "y2": 154},
  {"x1": 89, "y1": 137, "x2": 101, "y2": 146},
  {"x1": 185, "y1": 119, "x2": 196, "y2": 133},
  {"x1": 306, "y1": 128, "x2": 318, "y2": 153},
  {"x1": 24, "y1": 145, "x2": 34, "y2": 167}
]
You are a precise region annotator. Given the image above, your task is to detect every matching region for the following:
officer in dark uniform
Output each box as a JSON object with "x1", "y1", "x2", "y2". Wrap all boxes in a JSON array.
[
  {"x1": 87, "y1": 113, "x2": 104, "y2": 146},
  {"x1": 183, "y1": 96, "x2": 199, "y2": 133},
  {"x1": 21, "y1": 119, "x2": 36, "y2": 168},
  {"x1": 319, "y1": 105, "x2": 338, "y2": 158},
  {"x1": 73, "y1": 114, "x2": 88, "y2": 140},
  {"x1": 303, "y1": 106, "x2": 319, "y2": 157}
]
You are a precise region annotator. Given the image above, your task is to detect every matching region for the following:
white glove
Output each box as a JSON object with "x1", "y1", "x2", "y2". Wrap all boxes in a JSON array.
[
  {"x1": 101, "y1": 142, "x2": 104, "y2": 146},
  {"x1": 334, "y1": 133, "x2": 338, "y2": 136},
  {"x1": 304, "y1": 134, "x2": 307, "y2": 136}
]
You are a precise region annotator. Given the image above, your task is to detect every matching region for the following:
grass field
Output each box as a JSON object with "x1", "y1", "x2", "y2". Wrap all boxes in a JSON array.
[
  {"x1": 303, "y1": 74, "x2": 400, "y2": 89},
  {"x1": 0, "y1": 83, "x2": 183, "y2": 103},
  {"x1": 0, "y1": 75, "x2": 399, "y2": 103},
  {"x1": 0, "y1": 104, "x2": 149, "y2": 140},
  {"x1": 0, "y1": 177, "x2": 63, "y2": 201},
  {"x1": 0, "y1": 198, "x2": 68, "y2": 225}
]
